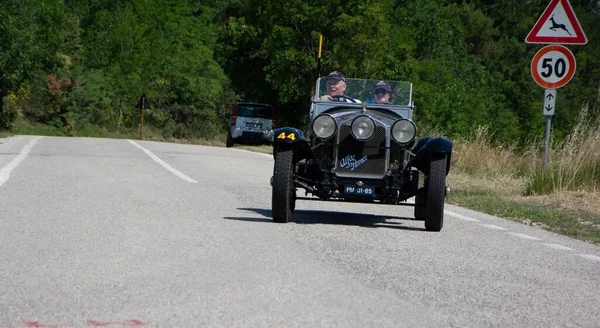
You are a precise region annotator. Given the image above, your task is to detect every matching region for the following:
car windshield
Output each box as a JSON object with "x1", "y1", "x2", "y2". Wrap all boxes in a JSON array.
[
  {"x1": 237, "y1": 104, "x2": 273, "y2": 118},
  {"x1": 314, "y1": 77, "x2": 412, "y2": 107}
]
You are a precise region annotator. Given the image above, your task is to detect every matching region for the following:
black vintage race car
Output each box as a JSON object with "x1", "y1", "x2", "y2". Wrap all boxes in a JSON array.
[{"x1": 270, "y1": 77, "x2": 452, "y2": 231}]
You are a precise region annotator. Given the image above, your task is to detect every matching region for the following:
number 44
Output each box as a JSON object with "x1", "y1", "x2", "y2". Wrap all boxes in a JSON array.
[{"x1": 277, "y1": 132, "x2": 295, "y2": 141}]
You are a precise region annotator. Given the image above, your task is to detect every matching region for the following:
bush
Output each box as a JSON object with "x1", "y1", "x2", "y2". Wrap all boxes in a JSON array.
[{"x1": 0, "y1": 98, "x2": 18, "y2": 130}]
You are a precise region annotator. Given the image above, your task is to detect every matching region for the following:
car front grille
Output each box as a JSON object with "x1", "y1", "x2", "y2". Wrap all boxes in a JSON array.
[{"x1": 334, "y1": 123, "x2": 388, "y2": 179}]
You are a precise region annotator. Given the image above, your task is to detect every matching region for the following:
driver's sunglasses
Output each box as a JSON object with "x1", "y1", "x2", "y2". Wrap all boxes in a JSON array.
[{"x1": 374, "y1": 89, "x2": 388, "y2": 95}]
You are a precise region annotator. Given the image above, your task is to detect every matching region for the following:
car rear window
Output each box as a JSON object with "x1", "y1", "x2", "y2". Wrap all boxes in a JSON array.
[{"x1": 237, "y1": 105, "x2": 272, "y2": 119}]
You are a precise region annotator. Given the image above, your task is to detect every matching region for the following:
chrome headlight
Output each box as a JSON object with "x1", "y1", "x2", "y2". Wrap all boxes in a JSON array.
[
  {"x1": 351, "y1": 115, "x2": 376, "y2": 141},
  {"x1": 391, "y1": 119, "x2": 417, "y2": 144},
  {"x1": 312, "y1": 114, "x2": 336, "y2": 139}
]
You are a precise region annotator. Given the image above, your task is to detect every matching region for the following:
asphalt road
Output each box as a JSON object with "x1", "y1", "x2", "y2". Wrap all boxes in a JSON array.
[{"x1": 1, "y1": 136, "x2": 599, "y2": 328}]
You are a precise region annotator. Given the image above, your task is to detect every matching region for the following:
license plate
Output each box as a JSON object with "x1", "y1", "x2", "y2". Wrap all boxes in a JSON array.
[
  {"x1": 343, "y1": 186, "x2": 374, "y2": 196},
  {"x1": 246, "y1": 122, "x2": 262, "y2": 128}
]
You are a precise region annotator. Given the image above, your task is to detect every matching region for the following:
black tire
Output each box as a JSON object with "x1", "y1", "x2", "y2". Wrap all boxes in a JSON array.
[
  {"x1": 226, "y1": 130, "x2": 234, "y2": 148},
  {"x1": 414, "y1": 191, "x2": 426, "y2": 221},
  {"x1": 272, "y1": 148, "x2": 295, "y2": 223},
  {"x1": 291, "y1": 190, "x2": 296, "y2": 213},
  {"x1": 424, "y1": 154, "x2": 447, "y2": 231}
]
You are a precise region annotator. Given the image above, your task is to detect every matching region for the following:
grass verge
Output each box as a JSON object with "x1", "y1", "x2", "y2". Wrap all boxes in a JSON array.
[{"x1": 446, "y1": 183, "x2": 600, "y2": 245}]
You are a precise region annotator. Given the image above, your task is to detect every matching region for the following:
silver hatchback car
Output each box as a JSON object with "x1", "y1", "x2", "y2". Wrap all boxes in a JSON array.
[{"x1": 226, "y1": 102, "x2": 275, "y2": 147}]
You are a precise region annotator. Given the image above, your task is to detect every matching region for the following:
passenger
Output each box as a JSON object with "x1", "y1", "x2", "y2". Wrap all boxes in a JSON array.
[{"x1": 372, "y1": 81, "x2": 393, "y2": 104}]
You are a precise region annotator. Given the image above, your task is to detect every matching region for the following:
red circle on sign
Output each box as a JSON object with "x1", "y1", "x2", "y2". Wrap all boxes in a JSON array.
[{"x1": 531, "y1": 45, "x2": 576, "y2": 89}]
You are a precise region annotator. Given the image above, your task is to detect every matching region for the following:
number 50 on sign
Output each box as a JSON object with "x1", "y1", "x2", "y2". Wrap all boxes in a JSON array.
[{"x1": 531, "y1": 45, "x2": 576, "y2": 89}]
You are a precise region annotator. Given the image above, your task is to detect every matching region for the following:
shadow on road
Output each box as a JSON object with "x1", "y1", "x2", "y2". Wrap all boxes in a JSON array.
[{"x1": 224, "y1": 208, "x2": 425, "y2": 231}]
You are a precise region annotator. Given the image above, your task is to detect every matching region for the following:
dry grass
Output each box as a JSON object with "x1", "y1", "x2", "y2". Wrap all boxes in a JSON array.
[
  {"x1": 448, "y1": 171, "x2": 526, "y2": 196},
  {"x1": 451, "y1": 126, "x2": 539, "y2": 180},
  {"x1": 530, "y1": 104, "x2": 600, "y2": 194},
  {"x1": 447, "y1": 106, "x2": 600, "y2": 244},
  {"x1": 452, "y1": 105, "x2": 600, "y2": 194}
]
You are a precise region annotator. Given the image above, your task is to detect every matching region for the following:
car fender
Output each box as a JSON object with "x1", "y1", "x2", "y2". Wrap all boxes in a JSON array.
[
  {"x1": 272, "y1": 127, "x2": 312, "y2": 161},
  {"x1": 409, "y1": 137, "x2": 453, "y2": 175}
]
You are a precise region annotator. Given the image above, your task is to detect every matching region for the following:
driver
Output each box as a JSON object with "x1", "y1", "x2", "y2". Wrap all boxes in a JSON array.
[
  {"x1": 319, "y1": 71, "x2": 357, "y2": 103},
  {"x1": 310, "y1": 71, "x2": 359, "y2": 122}
]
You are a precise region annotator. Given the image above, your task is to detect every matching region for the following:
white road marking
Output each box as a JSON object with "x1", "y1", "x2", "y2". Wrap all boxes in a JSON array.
[
  {"x1": 480, "y1": 224, "x2": 507, "y2": 230},
  {"x1": 128, "y1": 140, "x2": 198, "y2": 183},
  {"x1": 0, "y1": 136, "x2": 40, "y2": 187},
  {"x1": 577, "y1": 254, "x2": 600, "y2": 262},
  {"x1": 542, "y1": 243, "x2": 575, "y2": 251},
  {"x1": 444, "y1": 210, "x2": 480, "y2": 222},
  {"x1": 508, "y1": 232, "x2": 541, "y2": 241}
]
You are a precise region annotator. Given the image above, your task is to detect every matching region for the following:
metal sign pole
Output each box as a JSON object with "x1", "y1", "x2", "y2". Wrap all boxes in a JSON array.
[
  {"x1": 542, "y1": 116, "x2": 551, "y2": 174},
  {"x1": 542, "y1": 89, "x2": 556, "y2": 174},
  {"x1": 136, "y1": 94, "x2": 149, "y2": 140}
]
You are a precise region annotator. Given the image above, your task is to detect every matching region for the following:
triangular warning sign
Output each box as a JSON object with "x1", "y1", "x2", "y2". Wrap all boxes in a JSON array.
[
  {"x1": 136, "y1": 94, "x2": 150, "y2": 110},
  {"x1": 525, "y1": 0, "x2": 587, "y2": 45}
]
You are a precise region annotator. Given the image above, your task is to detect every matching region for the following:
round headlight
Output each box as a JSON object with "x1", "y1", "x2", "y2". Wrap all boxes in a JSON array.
[
  {"x1": 351, "y1": 115, "x2": 376, "y2": 141},
  {"x1": 391, "y1": 119, "x2": 417, "y2": 144},
  {"x1": 312, "y1": 114, "x2": 336, "y2": 139}
]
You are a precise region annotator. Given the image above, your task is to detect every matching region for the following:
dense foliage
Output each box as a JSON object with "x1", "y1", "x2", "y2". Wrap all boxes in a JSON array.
[{"x1": 1, "y1": 0, "x2": 598, "y2": 144}]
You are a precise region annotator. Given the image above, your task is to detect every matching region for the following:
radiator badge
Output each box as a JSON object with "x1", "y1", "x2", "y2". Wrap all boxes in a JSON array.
[{"x1": 340, "y1": 154, "x2": 368, "y2": 171}]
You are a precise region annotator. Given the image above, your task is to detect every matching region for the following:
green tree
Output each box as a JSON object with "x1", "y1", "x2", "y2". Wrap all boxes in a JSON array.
[
  {"x1": 0, "y1": 0, "x2": 73, "y2": 129},
  {"x1": 67, "y1": 0, "x2": 230, "y2": 137}
]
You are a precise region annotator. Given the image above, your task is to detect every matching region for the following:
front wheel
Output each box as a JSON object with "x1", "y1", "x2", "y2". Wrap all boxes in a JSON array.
[
  {"x1": 272, "y1": 148, "x2": 295, "y2": 222},
  {"x1": 424, "y1": 154, "x2": 447, "y2": 231}
]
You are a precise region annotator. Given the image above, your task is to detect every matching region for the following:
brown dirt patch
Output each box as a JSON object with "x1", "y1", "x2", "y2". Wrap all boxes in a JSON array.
[{"x1": 513, "y1": 191, "x2": 600, "y2": 218}]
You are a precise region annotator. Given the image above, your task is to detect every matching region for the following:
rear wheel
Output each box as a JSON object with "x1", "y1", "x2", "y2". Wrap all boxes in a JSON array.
[
  {"x1": 424, "y1": 154, "x2": 447, "y2": 231},
  {"x1": 414, "y1": 191, "x2": 426, "y2": 221},
  {"x1": 291, "y1": 190, "x2": 296, "y2": 213},
  {"x1": 226, "y1": 130, "x2": 234, "y2": 148},
  {"x1": 272, "y1": 148, "x2": 295, "y2": 223}
]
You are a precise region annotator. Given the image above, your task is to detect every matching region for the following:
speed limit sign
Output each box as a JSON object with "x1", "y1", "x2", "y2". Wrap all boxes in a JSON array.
[{"x1": 531, "y1": 45, "x2": 576, "y2": 89}]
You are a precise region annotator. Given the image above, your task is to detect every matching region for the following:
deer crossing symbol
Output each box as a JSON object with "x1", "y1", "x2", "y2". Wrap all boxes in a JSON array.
[{"x1": 549, "y1": 14, "x2": 572, "y2": 36}]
